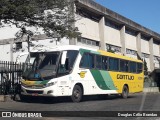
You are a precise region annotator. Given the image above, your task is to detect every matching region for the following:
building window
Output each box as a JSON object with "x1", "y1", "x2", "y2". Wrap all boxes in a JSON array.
[
  {"x1": 15, "y1": 42, "x2": 22, "y2": 50},
  {"x1": 78, "y1": 37, "x2": 99, "y2": 47},
  {"x1": 142, "y1": 53, "x2": 150, "y2": 58},
  {"x1": 125, "y1": 28, "x2": 137, "y2": 36},
  {"x1": 141, "y1": 35, "x2": 150, "y2": 40},
  {"x1": 153, "y1": 40, "x2": 160, "y2": 45},
  {"x1": 105, "y1": 19, "x2": 121, "y2": 30},
  {"x1": 76, "y1": 8, "x2": 101, "y2": 22},
  {"x1": 126, "y1": 49, "x2": 137, "y2": 55},
  {"x1": 86, "y1": 40, "x2": 92, "y2": 45},
  {"x1": 154, "y1": 56, "x2": 160, "y2": 61},
  {"x1": 106, "y1": 44, "x2": 121, "y2": 53}
]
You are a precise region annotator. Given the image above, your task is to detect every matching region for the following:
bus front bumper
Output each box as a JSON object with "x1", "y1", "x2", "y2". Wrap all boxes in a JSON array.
[{"x1": 21, "y1": 86, "x2": 56, "y2": 97}]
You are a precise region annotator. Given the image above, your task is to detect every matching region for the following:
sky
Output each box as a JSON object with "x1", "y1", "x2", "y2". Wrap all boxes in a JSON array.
[{"x1": 95, "y1": 0, "x2": 160, "y2": 34}]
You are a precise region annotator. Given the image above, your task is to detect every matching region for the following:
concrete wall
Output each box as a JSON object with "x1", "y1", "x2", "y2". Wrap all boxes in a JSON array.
[
  {"x1": 104, "y1": 26, "x2": 121, "y2": 47},
  {"x1": 0, "y1": 44, "x2": 11, "y2": 61},
  {"x1": 75, "y1": 15, "x2": 100, "y2": 42},
  {"x1": 141, "y1": 39, "x2": 150, "y2": 54},
  {"x1": 125, "y1": 34, "x2": 137, "y2": 51},
  {"x1": 0, "y1": 26, "x2": 19, "y2": 40},
  {"x1": 153, "y1": 43, "x2": 160, "y2": 56}
]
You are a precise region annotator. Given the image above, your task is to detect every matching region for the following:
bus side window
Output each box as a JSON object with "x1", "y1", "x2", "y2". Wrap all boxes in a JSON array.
[
  {"x1": 102, "y1": 56, "x2": 108, "y2": 70},
  {"x1": 120, "y1": 60, "x2": 129, "y2": 72},
  {"x1": 96, "y1": 55, "x2": 102, "y2": 69},
  {"x1": 58, "y1": 50, "x2": 78, "y2": 75},
  {"x1": 67, "y1": 50, "x2": 79, "y2": 70},
  {"x1": 109, "y1": 58, "x2": 119, "y2": 71},
  {"x1": 80, "y1": 53, "x2": 94, "y2": 69},
  {"x1": 80, "y1": 53, "x2": 89, "y2": 68},
  {"x1": 88, "y1": 54, "x2": 95, "y2": 69},
  {"x1": 137, "y1": 63, "x2": 143, "y2": 73},
  {"x1": 129, "y1": 62, "x2": 136, "y2": 73}
]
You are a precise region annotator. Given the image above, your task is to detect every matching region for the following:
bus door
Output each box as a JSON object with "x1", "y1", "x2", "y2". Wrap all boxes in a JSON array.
[{"x1": 57, "y1": 50, "x2": 79, "y2": 96}]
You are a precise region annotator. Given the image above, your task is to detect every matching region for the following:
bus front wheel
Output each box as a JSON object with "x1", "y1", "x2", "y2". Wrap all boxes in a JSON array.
[
  {"x1": 71, "y1": 85, "x2": 83, "y2": 102},
  {"x1": 121, "y1": 85, "x2": 129, "y2": 99}
]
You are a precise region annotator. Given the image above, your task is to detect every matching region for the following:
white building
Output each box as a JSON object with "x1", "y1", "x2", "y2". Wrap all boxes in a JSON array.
[{"x1": 0, "y1": 0, "x2": 160, "y2": 72}]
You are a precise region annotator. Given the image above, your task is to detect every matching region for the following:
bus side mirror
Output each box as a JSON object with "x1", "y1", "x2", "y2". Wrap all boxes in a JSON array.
[{"x1": 61, "y1": 51, "x2": 67, "y2": 65}]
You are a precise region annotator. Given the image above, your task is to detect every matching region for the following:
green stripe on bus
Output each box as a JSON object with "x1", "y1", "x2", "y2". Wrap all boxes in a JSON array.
[
  {"x1": 79, "y1": 49, "x2": 91, "y2": 55},
  {"x1": 35, "y1": 81, "x2": 41, "y2": 84},
  {"x1": 40, "y1": 80, "x2": 49, "y2": 84},
  {"x1": 90, "y1": 69, "x2": 110, "y2": 90},
  {"x1": 90, "y1": 70, "x2": 117, "y2": 90},
  {"x1": 33, "y1": 80, "x2": 49, "y2": 85},
  {"x1": 100, "y1": 71, "x2": 117, "y2": 90},
  {"x1": 79, "y1": 49, "x2": 100, "y2": 55}
]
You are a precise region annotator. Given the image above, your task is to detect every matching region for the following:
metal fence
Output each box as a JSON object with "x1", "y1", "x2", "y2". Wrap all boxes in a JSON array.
[{"x1": 0, "y1": 61, "x2": 23, "y2": 95}]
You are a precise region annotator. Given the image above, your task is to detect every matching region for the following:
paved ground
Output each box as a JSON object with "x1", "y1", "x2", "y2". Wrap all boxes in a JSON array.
[{"x1": 0, "y1": 93, "x2": 160, "y2": 120}]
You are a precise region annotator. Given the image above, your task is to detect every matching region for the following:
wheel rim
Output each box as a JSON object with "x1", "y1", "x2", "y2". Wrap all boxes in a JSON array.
[
  {"x1": 73, "y1": 89, "x2": 80, "y2": 100},
  {"x1": 123, "y1": 87, "x2": 128, "y2": 97}
]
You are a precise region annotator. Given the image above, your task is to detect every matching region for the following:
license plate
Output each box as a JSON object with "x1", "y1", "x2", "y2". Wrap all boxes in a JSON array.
[{"x1": 32, "y1": 93, "x2": 38, "y2": 96}]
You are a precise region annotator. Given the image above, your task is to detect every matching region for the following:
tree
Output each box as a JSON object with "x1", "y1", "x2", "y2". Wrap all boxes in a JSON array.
[
  {"x1": 0, "y1": 0, "x2": 80, "y2": 38},
  {"x1": 143, "y1": 58, "x2": 148, "y2": 75}
]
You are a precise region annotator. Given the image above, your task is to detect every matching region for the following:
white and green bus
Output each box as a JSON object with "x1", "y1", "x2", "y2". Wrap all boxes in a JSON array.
[{"x1": 21, "y1": 45, "x2": 144, "y2": 102}]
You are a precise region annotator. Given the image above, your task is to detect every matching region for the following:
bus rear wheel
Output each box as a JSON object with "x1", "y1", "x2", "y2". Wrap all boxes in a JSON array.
[
  {"x1": 121, "y1": 85, "x2": 129, "y2": 99},
  {"x1": 71, "y1": 85, "x2": 83, "y2": 102}
]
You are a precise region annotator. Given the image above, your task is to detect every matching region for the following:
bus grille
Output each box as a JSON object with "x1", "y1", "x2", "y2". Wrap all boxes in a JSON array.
[{"x1": 26, "y1": 90, "x2": 43, "y2": 94}]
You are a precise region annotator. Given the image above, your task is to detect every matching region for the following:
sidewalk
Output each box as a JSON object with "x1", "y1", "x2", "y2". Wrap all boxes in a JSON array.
[
  {"x1": 143, "y1": 87, "x2": 159, "y2": 93},
  {"x1": 0, "y1": 95, "x2": 14, "y2": 102}
]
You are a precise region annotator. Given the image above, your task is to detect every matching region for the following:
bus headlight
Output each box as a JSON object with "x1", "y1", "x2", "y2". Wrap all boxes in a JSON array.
[{"x1": 45, "y1": 81, "x2": 57, "y2": 87}]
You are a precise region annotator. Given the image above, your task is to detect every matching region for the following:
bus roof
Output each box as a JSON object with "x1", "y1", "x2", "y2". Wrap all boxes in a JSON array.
[
  {"x1": 31, "y1": 45, "x2": 142, "y2": 63},
  {"x1": 31, "y1": 45, "x2": 95, "y2": 52},
  {"x1": 98, "y1": 50, "x2": 142, "y2": 63}
]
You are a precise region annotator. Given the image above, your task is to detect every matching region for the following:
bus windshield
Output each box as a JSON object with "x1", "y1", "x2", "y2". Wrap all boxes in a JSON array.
[{"x1": 22, "y1": 52, "x2": 60, "y2": 80}]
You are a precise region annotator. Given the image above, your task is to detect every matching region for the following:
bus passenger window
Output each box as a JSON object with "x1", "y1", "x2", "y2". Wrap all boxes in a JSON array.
[
  {"x1": 80, "y1": 53, "x2": 94, "y2": 69},
  {"x1": 80, "y1": 53, "x2": 89, "y2": 68},
  {"x1": 109, "y1": 58, "x2": 119, "y2": 71},
  {"x1": 67, "y1": 50, "x2": 79, "y2": 70},
  {"x1": 129, "y1": 62, "x2": 136, "y2": 73},
  {"x1": 96, "y1": 55, "x2": 102, "y2": 69},
  {"x1": 120, "y1": 60, "x2": 129, "y2": 72},
  {"x1": 102, "y1": 56, "x2": 108, "y2": 70},
  {"x1": 58, "y1": 50, "x2": 78, "y2": 75},
  {"x1": 137, "y1": 63, "x2": 143, "y2": 73},
  {"x1": 88, "y1": 54, "x2": 95, "y2": 69}
]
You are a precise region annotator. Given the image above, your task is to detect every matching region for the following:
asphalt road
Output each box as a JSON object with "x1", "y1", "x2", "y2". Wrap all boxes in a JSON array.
[{"x1": 0, "y1": 93, "x2": 160, "y2": 120}]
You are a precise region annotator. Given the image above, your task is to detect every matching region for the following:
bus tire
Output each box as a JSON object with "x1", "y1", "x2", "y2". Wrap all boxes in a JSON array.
[
  {"x1": 71, "y1": 85, "x2": 83, "y2": 102},
  {"x1": 121, "y1": 85, "x2": 129, "y2": 99}
]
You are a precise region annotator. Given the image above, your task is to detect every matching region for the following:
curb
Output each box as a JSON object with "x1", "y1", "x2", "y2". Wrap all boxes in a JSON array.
[
  {"x1": 0, "y1": 95, "x2": 14, "y2": 102},
  {"x1": 143, "y1": 87, "x2": 159, "y2": 93}
]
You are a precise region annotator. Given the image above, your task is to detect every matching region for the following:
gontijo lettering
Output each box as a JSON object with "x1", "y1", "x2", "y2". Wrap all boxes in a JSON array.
[{"x1": 117, "y1": 74, "x2": 134, "y2": 80}]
